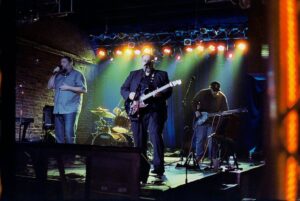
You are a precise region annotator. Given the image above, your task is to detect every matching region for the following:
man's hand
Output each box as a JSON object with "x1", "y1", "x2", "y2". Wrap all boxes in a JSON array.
[
  {"x1": 53, "y1": 66, "x2": 61, "y2": 74},
  {"x1": 129, "y1": 92, "x2": 136, "y2": 100},
  {"x1": 195, "y1": 111, "x2": 201, "y2": 118},
  {"x1": 60, "y1": 83, "x2": 71, "y2": 91}
]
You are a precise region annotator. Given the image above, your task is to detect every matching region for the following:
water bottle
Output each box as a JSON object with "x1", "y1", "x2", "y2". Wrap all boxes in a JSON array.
[{"x1": 228, "y1": 156, "x2": 235, "y2": 168}]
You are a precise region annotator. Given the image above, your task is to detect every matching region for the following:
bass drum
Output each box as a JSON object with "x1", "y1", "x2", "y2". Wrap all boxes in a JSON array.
[{"x1": 92, "y1": 133, "x2": 116, "y2": 146}]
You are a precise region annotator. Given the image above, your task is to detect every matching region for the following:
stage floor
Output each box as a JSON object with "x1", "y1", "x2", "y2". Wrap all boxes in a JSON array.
[{"x1": 16, "y1": 156, "x2": 265, "y2": 200}]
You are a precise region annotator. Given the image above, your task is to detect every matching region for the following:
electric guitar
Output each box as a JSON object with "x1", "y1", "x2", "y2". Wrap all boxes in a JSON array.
[
  {"x1": 125, "y1": 79, "x2": 182, "y2": 119},
  {"x1": 194, "y1": 108, "x2": 248, "y2": 128}
]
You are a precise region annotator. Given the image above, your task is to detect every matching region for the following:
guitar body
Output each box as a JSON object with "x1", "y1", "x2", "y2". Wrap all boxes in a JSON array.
[
  {"x1": 194, "y1": 112, "x2": 209, "y2": 126},
  {"x1": 124, "y1": 79, "x2": 182, "y2": 120},
  {"x1": 124, "y1": 99, "x2": 147, "y2": 120}
]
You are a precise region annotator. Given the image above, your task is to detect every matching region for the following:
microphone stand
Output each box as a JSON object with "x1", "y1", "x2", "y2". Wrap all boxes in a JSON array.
[
  {"x1": 176, "y1": 77, "x2": 199, "y2": 180},
  {"x1": 17, "y1": 83, "x2": 25, "y2": 142}
]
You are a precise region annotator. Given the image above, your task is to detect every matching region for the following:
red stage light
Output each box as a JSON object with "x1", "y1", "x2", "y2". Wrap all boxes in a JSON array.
[
  {"x1": 162, "y1": 47, "x2": 172, "y2": 55},
  {"x1": 97, "y1": 49, "x2": 106, "y2": 58}
]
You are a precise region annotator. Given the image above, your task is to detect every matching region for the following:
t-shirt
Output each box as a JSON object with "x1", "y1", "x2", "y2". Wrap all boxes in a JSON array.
[
  {"x1": 53, "y1": 69, "x2": 87, "y2": 114},
  {"x1": 192, "y1": 88, "x2": 229, "y2": 123}
]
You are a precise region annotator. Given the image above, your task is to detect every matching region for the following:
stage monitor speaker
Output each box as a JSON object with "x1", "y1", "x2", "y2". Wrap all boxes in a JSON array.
[
  {"x1": 43, "y1": 105, "x2": 54, "y2": 130},
  {"x1": 86, "y1": 147, "x2": 141, "y2": 200}
]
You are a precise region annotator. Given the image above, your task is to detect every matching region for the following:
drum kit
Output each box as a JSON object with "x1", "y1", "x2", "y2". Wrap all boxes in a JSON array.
[{"x1": 90, "y1": 106, "x2": 134, "y2": 147}]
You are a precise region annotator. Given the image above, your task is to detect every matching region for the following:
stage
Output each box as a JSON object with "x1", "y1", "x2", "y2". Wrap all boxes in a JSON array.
[{"x1": 15, "y1": 151, "x2": 265, "y2": 201}]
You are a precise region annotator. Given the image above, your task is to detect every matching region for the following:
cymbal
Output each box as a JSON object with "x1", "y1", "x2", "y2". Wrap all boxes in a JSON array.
[
  {"x1": 90, "y1": 110, "x2": 115, "y2": 118},
  {"x1": 113, "y1": 107, "x2": 122, "y2": 116},
  {"x1": 94, "y1": 106, "x2": 109, "y2": 112},
  {"x1": 112, "y1": 126, "x2": 129, "y2": 134}
]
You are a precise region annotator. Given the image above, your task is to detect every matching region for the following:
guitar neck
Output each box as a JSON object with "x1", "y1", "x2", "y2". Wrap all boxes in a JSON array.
[
  {"x1": 207, "y1": 109, "x2": 242, "y2": 117},
  {"x1": 140, "y1": 83, "x2": 171, "y2": 101}
]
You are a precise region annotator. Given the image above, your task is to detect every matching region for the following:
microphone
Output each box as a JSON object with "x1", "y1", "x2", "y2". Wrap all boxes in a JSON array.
[{"x1": 53, "y1": 65, "x2": 66, "y2": 75}]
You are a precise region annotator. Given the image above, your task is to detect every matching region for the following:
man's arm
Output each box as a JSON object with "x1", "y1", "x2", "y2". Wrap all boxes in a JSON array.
[
  {"x1": 60, "y1": 72, "x2": 87, "y2": 94},
  {"x1": 221, "y1": 95, "x2": 229, "y2": 111},
  {"x1": 47, "y1": 75, "x2": 56, "y2": 89},
  {"x1": 60, "y1": 84, "x2": 87, "y2": 93}
]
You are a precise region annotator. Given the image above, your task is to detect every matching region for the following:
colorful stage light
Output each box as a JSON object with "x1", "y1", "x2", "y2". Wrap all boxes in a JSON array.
[
  {"x1": 208, "y1": 44, "x2": 216, "y2": 52},
  {"x1": 115, "y1": 49, "x2": 123, "y2": 55},
  {"x1": 176, "y1": 55, "x2": 181, "y2": 60},
  {"x1": 227, "y1": 52, "x2": 233, "y2": 59},
  {"x1": 124, "y1": 48, "x2": 133, "y2": 56},
  {"x1": 162, "y1": 47, "x2": 172, "y2": 55},
  {"x1": 217, "y1": 45, "x2": 225, "y2": 52},
  {"x1": 97, "y1": 49, "x2": 106, "y2": 59},
  {"x1": 196, "y1": 45, "x2": 205, "y2": 52},
  {"x1": 134, "y1": 49, "x2": 141, "y2": 55},
  {"x1": 185, "y1": 46, "x2": 193, "y2": 52},
  {"x1": 142, "y1": 46, "x2": 153, "y2": 54},
  {"x1": 236, "y1": 41, "x2": 247, "y2": 51}
]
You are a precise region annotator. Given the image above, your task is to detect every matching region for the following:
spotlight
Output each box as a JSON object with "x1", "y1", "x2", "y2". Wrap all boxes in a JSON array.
[
  {"x1": 227, "y1": 52, "x2": 233, "y2": 59},
  {"x1": 185, "y1": 46, "x2": 193, "y2": 52},
  {"x1": 97, "y1": 49, "x2": 106, "y2": 59},
  {"x1": 110, "y1": 57, "x2": 114, "y2": 61},
  {"x1": 134, "y1": 49, "x2": 141, "y2": 55},
  {"x1": 236, "y1": 41, "x2": 247, "y2": 51},
  {"x1": 115, "y1": 49, "x2": 123, "y2": 55},
  {"x1": 217, "y1": 45, "x2": 225, "y2": 52},
  {"x1": 124, "y1": 48, "x2": 133, "y2": 56},
  {"x1": 208, "y1": 44, "x2": 216, "y2": 52},
  {"x1": 176, "y1": 55, "x2": 181, "y2": 61},
  {"x1": 184, "y1": 39, "x2": 192, "y2": 46},
  {"x1": 162, "y1": 47, "x2": 172, "y2": 55},
  {"x1": 142, "y1": 46, "x2": 153, "y2": 54},
  {"x1": 154, "y1": 57, "x2": 158, "y2": 61},
  {"x1": 196, "y1": 44, "x2": 205, "y2": 52}
]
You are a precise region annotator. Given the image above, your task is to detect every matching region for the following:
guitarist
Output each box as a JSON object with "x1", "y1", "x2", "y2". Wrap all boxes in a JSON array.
[
  {"x1": 192, "y1": 81, "x2": 228, "y2": 162},
  {"x1": 120, "y1": 54, "x2": 172, "y2": 177}
]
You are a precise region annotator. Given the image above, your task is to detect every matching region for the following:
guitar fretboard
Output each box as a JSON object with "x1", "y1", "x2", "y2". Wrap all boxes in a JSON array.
[{"x1": 140, "y1": 83, "x2": 171, "y2": 101}]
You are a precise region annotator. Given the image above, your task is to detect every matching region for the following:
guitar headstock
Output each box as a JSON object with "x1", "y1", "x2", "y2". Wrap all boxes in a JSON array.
[{"x1": 170, "y1": 80, "x2": 182, "y2": 87}]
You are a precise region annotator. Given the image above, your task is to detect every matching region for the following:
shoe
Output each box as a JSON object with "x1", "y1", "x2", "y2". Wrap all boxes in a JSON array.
[{"x1": 150, "y1": 169, "x2": 164, "y2": 176}]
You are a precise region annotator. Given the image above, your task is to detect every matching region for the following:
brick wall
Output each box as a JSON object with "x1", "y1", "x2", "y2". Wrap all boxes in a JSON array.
[{"x1": 16, "y1": 19, "x2": 97, "y2": 144}]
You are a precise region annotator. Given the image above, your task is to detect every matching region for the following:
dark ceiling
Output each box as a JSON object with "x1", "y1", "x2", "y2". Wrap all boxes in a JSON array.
[{"x1": 16, "y1": 0, "x2": 249, "y2": 34}]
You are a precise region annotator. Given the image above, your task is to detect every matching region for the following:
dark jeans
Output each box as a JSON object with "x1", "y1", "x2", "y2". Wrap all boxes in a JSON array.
[
  {"x1": 131, "y1": 111, "x2": 166, "y2": 173},
  {"x1": 54, "y1": 112, "x2": 79, "y2": 144},
  {"x1": 194, "y1": 124, "x2": 217, "y2": 159}
]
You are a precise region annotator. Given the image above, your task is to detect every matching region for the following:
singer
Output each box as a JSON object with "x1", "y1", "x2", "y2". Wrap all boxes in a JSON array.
[{"x1": 47, "y1": 56, "x2": 87, "y2": 144}]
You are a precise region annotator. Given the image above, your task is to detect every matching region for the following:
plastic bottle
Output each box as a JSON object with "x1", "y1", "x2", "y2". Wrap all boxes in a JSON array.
[{"x1": 228, "y1": 156, "x2": 235, "y2": 168}]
